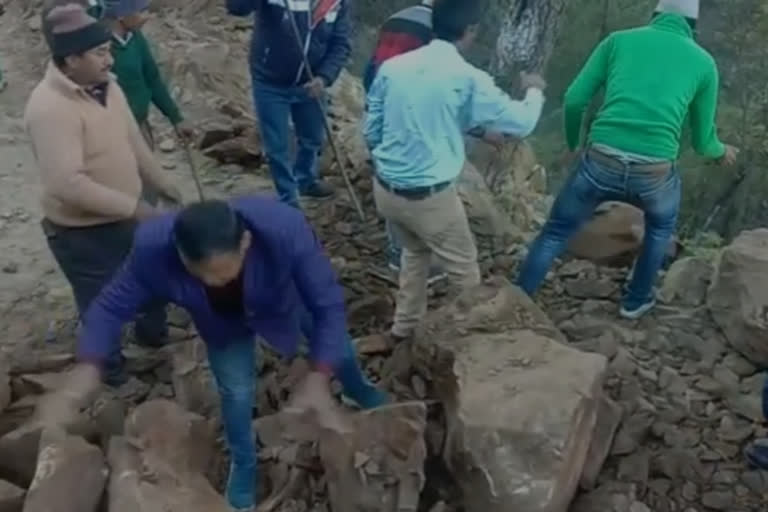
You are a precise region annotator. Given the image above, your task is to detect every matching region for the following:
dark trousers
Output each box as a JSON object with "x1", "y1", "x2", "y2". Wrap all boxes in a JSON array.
[{"x1": 43, "y1": 219, "x2": 167, "y2": 377}]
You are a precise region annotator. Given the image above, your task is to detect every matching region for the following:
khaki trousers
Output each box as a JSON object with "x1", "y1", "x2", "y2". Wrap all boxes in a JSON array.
[{"x1": 373, "y1": 181, "x2": 480, "y2": 337}]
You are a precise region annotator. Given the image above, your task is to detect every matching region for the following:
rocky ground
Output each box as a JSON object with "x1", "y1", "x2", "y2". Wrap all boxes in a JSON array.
[{"x1": 1, "y1": 2, "x2": 768, "y2": 512}]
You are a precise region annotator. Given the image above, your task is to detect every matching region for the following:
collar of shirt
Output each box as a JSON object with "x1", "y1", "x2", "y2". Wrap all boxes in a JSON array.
[
  {"x1": 112, "y1": 30, "x2": 134, "y2": 47},
  {"x1": 425, "y1": 39, "x2": 462, "y2": 60},
  {"x1": 44, "y1": 61, "x2": 114, "y2": 103}
]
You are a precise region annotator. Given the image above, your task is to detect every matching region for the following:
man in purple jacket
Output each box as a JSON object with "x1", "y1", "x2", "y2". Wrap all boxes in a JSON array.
[
  {"x1": 226, "y1": 0, "x2": 350, "y2": 209},
  {"x1": 37, "y1": 196, "x2": 386, "y2": 512}
]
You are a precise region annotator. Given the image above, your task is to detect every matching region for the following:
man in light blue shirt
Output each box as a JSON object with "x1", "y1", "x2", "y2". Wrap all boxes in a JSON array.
[{"x1": 364, "y1": 0, "x2": 546, "y2": 339}]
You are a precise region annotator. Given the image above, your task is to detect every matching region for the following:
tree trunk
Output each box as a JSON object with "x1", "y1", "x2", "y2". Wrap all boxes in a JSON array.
[
  {"x1": 466, "y1": 0, "x2": 571, "y2": 227},
  {"x1": 486, "y1": 0, "x2": 570, "y2": 86}
]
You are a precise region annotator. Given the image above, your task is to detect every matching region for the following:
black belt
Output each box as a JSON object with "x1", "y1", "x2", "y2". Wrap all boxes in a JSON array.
[{"x1": 375, "y1": 175, "x2": 452, "y2": 201}]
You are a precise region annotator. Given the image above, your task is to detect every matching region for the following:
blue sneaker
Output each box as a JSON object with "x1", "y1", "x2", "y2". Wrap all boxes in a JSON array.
[
  {"x1": 225, "y1": 462, "x2": 256, "y2": 511},
  {"x1": 745, "y1": 439, "x2": 768, "y2": 469},
  {"x1": 619, "y1": 298, "x2": 656, "y2": 320}
]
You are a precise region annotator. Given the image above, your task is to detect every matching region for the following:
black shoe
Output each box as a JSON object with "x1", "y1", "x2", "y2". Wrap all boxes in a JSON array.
[
  {"x1": 300, "y1": 181, "x2": 335, "y2": 199},
  {"x1": 103, "y1": 360, "x2": 129, "y2": 387}
]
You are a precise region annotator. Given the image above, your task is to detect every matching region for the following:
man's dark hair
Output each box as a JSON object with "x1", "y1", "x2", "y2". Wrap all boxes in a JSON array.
[
  {"x1": 173, "y1": 200, "x2": 246, "y2": 262},
  {"x1": 432, "y1": 0, "x2": 485, "y2": 42}
]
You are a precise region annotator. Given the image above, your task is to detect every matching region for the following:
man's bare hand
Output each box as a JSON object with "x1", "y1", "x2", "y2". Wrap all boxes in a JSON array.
[
  {"x1": 482, "y1": 131, "x2": 507, "y2": 148},
  {"x1": 719, "y1": 144, "x2": 740, "y2": 166},
  {"x1": 287, "y1": 371, "x2": 352, "y2": 433},
  {"x1": 134, "y1": 200, "x2": 162, "y2": 220},
  {"x1": 304, "y1": 77, "x2": 326, "y2": 99},
  {"x1": 174, "y1": 120, "x2": 195, "y2": 142},
  {"x1": 520, "y1": 71, "x2": 547, "y2": 91},
  {"x1": 35, "y1": 364, "x2": 100, "y2": 427}
]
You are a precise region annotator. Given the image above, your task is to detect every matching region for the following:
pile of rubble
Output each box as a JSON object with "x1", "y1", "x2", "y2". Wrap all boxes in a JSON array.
[
  {"x1": 2, "y1": 2, "x2": 768, "y2": 512},
  {"x1": 3, "y1": 223, "x2": 768, "y2": 512}
]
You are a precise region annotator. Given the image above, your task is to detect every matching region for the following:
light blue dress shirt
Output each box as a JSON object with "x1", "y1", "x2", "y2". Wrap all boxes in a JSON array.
[{"x1": 363, "y1": 39, "x2": 545, "y2": 189}]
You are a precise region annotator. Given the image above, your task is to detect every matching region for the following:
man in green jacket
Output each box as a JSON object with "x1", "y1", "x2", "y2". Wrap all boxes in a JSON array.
[
  {"x1": 102, "y1": 0, "x2": 193, "y2": 148},
  {"x1": 517, "y1": 0, "x2": 738, "y2": 319}
]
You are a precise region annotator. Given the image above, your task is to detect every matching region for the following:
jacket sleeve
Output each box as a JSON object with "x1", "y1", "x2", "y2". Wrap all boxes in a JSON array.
[
  {"x1": 467, "y1": 68, "x2": 545, "y2": 138},
  {"x1": 138, "y1": 33, "x2": 183, "y2": 125},
  {"x1": 226, "y1": 0, "x2": 260, "y2": 16},
  {"x1": 290, "y1": 216, "x2": 347, "y2": 369},
  {"x1": 77, "y1": 246, "x2": 156, "y2": 364},
  {"x1": 363, "y1": 72, "x2": 386, "y2": 151},
  {"x1": 26, "y1": 104, "x2": 138, "y2": 218},
  {"x1": 314, "y1": 1, "x2": 351, "y2": 86},
  {"x1": 689, "y1": 61, "x2": 726, "y2": 159},
  {"x1": 563, "y1": 35, "x2": 612, "y2": 151}
]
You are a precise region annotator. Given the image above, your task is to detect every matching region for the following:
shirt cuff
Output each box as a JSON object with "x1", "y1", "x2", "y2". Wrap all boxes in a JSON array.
[{"x1": 524, "y1": 87, "x2": 545, "y2": 104}]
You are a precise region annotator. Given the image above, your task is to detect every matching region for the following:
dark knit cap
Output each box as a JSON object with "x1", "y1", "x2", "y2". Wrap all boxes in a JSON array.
[{"x1": 46, "y1": 3, "x2": 112, "y2": 58}]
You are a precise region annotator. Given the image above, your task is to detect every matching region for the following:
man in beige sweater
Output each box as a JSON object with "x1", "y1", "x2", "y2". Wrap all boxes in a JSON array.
[{"x1": 25, "y1": 3, "x2": 182, "y2": 385}]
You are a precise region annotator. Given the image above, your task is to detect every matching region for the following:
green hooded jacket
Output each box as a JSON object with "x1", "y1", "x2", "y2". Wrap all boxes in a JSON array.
[{"x1": 564, "y1": 13, "x2": 725, "y2": 160}]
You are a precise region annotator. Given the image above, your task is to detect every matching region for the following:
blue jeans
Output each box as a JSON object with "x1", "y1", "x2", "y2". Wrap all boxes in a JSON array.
[
  {"x1": 206, "y1": 316, "x2": 385, "y2": 510},
  {"x1": 516, "y1": 153, "x2": 680, "y2": 310},
  {"x1": 253, "y1": 79, "x2": 325, "y2": 207}
]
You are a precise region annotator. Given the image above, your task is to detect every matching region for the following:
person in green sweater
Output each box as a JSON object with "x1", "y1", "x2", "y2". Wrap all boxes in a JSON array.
[
  {"x1": 102, "y1": 0, "x2": 193, "y2": 148},
  {"x1": 516, "y1": 0, "x2": 738, "y2": 319}
]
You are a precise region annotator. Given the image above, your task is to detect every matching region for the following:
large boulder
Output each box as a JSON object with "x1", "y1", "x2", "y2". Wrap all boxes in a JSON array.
[
  {"x1": 22, "y1": 428, "x2": 107, "y2": 512},
  {"x1": 107, "y1": 399, "x2": 227, "y2": 512},
  {"x1": 319, "y1": 403, "x2": 427, "y2": 512},
  {"x1": 169, "y1": 338, "x2": 220, "y2": 418},
  {"x1": 254, "y1": 402, "x2": 428, "y2": 512},
  {"x1": 708, "y1": 229, "x2": 768, "y2": 366},
  {"x1": 568, "y1": 202, "x2": 679, "y2": 267},
  {"x1": 0, "y1": 479, "x2": 24, "y2": 512},
  {"x1": 412, "y1": 278, "x2": 607, "y2": 512},
  {"x1": 658, "y1": 256, "x2": 714, "y2": 306},
  {"x1": 0, "y1": 390, "x2": 124, "y2": 488}
]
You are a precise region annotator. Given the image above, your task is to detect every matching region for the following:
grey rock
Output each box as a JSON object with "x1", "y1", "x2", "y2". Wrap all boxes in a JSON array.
[
  {"x1": 712, "y1": 364, "x2": 740, "y2": 394},
  {"x1": 658, "y1": 256, "x2": 713, "y2": 306},
  {"x1": 726, "y1": 393, "x2": 764, "y2": 423},
  {"x1": 741, "y1": 470, "x2": 768, "y2": 496},
  {"x1": 681, "y1": 481, "x2": 698, "y2": 501},
  {"x1": 700, "y1": 490, "x2": 733, "y2": 510},
  {"x1": 717, "y1": 416, "x2": 754, "y2": 444},
  {"x1": 612, "y1": 411, "x2": 655, "y2": 456},
  {"x1": 610, "y1": 349, "x2": 637, "y2": 378},
  {"x1": 629, "y1": 502, "x2": 651, "y2": 512},
  {"x1": 0, "y1": 479, "x2": 24, "y2": 512},
  {"x1": 617, "y1": 451, "x2": 650, "y2": 494},
  {"x1": 695, "y1": 376, "x2": 723, "y2": 394},
  {"x1": 722, "y1": 353, "x2": 757, "y2": 378},
  {"x1": 712, "y1": 470, "x2": 738, "y2": 485},
  {"x1": 570, "y1": 482, "x2": 637, "y2": 512},
  {"x1": 652, "y1": 450, "x2": 710, "y2": 483},
  {"x1": 581, "y1": 395, "x2": 623, "y2": 490},
  {"x1": 647, "y1": 479, "x2": 672, "y2": 497},
  {"x1": 658, "y1": 367, "x2": 688, "y2": 396}
]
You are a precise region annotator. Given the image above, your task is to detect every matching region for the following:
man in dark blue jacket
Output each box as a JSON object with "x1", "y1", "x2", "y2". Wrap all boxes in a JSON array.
[
  {"x1": 37, "y1": 197, "x2": 386, "y2": 512},
  {"x1": 226, "y1": 0, "x2": 351, "y2": 208}
]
